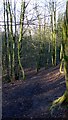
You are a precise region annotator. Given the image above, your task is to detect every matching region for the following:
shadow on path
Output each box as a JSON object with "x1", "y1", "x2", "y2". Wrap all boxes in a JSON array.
[{"x1": 2, "y1": 65, "x2": 66, "y2": 119}]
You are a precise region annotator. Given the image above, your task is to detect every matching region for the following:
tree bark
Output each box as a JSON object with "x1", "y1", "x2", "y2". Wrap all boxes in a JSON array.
[
  {"x1": 51, "y1": 2, "x2": 56, "y2": 66},
  {"x1": 6, "y1": 0, "x2": 10, "y2": 81},
  {"x1": 50, "y1": 1, "x2": 68, "y2": 110},
  {"x1": 18, "y1": 0, "x2": 25, "y2": 79},
  {"x1": 64, "y1": 0, "x2": 68, "y2": 101},
  {"x1": 8, "y1": 0, "x2": 14, "y2": 81},
  {"x1": 14, "y1": 0, "x2": 19, "y2": 80}
]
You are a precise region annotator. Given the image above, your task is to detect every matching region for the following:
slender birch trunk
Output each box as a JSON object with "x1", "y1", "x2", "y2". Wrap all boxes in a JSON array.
[
  {"x1": 6, "y1": 0, "x2": 10, "y2": 81},
  {"x1": 14, "y1": 0, "x2": 19, "y2": 80},
  {"x1": 18, "y1": 0, "x2": 25, "y2": 79},
  {"x1": 8, "y1": 1, "x2": 14, "y2": 80},
  {"x1": 3, "y1": 0, "x2": 6, "y2": 74},
  {"x1": 51, "y1": 2, "x2": 56, "y2": 66}
]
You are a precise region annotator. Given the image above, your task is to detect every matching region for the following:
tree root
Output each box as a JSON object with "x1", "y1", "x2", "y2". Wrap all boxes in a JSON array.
[
  {"x1": 50, "y1": 91, "x2": 68, "y2": 111},
  {"x1": 50, "y1": 92, "x2": 68, "y2": 117},
  {"x1": 50, "y1": 95, "x2": 65, "y2": 110},
  {"x1": 60, "y1": 69, "x2": 64, "y2": 74}
]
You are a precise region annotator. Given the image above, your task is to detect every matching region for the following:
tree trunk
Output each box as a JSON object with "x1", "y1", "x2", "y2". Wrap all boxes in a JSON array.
[
  {"x1": 35, "y1": 2, "x2": 42, "y2": 72},
  {"x1": 6, "y1": 0, "x2": 10, "y2": 81},
  {"x1": 8, "y1": 1, "x2": 14, "y2": 81},
  {"x1": 18, "y1": 0, "x2": 25, "y2": 79},
  {"x1": 50, "y1": 1, "x2": 68, "y2": 110},
  {"x1": 64, "y1": 57, "x2": 68, "y2": 102},
  {"x1": 14, "y1": 0, "x2": 19, "y2": 80},
  {"x1": 3, "y1": 0, "x2": 6, "y2": 75},
  {"x1": 51, "y1": 2, "x2": 56, "y2": 66},
  {"x1": 63, "y1": 0, "x2": 68, "y2": 101},
  {"x1": 60, "y1": 43, "x2": 64, "y2": 73}
]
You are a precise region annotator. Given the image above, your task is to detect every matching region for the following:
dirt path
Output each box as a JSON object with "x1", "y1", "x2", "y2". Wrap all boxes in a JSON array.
[{"x1": 2, "y1": 65, "x2": 66, "y2": 119}]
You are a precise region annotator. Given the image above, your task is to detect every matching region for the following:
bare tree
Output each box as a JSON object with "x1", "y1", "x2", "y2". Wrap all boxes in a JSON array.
[
  {"x1": 14, "y1": 0, "x2": 19, "y2": 80},
  {"x1": 18, "y1": 0, "x2": 26, "y2": 79},
  {"x1": 6, "y1": 0, "x2": 10, "y2": 81},
  {"x1": 50, "y1": 1, "x2": 68, "y2": 109}
]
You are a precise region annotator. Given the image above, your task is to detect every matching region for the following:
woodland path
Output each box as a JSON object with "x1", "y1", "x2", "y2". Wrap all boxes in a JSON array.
[{"x1": 2, "y1": 65, "x2": 67, "y2": 119}]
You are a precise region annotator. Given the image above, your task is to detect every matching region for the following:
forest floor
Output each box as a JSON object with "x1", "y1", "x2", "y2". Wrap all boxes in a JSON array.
[{"x1": 2, "y1": 65, "x2": 68, "y2": 120}]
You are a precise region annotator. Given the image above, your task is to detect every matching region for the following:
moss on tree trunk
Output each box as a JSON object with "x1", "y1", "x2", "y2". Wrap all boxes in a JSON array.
[{"x1": 50, "y1": 1, "x2": 68, "y2": 111}]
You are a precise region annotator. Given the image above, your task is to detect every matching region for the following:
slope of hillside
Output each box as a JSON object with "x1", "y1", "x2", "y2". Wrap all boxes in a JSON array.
[{"x1": 2, "y1": 65, "x2": 68, "y2": 119}]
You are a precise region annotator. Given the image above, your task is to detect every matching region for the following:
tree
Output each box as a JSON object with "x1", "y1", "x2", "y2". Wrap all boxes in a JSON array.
[
  {"x1": 50, "y1": 1, "x2": 68, "y2": 110},
  {"x1": 5, "y1": 0, "x2": 10, "y2": 81},
  {"x1": 34, "y1": 2, "x2": 42, "y2": 72},
  {"x1": 8, "y1": 0, "x2": 14, "y2": 80},
  {"x1": 51, "y1": 1, "x2": 56, "y2": 66},
  {"x1": 63, "y1": 0, "x2": 68, "y2": 102},
  {"x1": 56, "y1": 14, "x2": 65, "y2": 73},
  {"x1": 3, "y1": 0, "x2": 6, "y2": 75},
  {"x1": 14, "y1": 0, "x2": 19, "y2": 80},
  {"x1": 18, "y1": 0, "x2": 25, "y2": 79}
]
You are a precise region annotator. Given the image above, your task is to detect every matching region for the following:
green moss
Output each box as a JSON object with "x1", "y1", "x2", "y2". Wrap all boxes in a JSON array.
[{"x1": 50, "y1": 91, "x2": 68, "y2": 111}]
